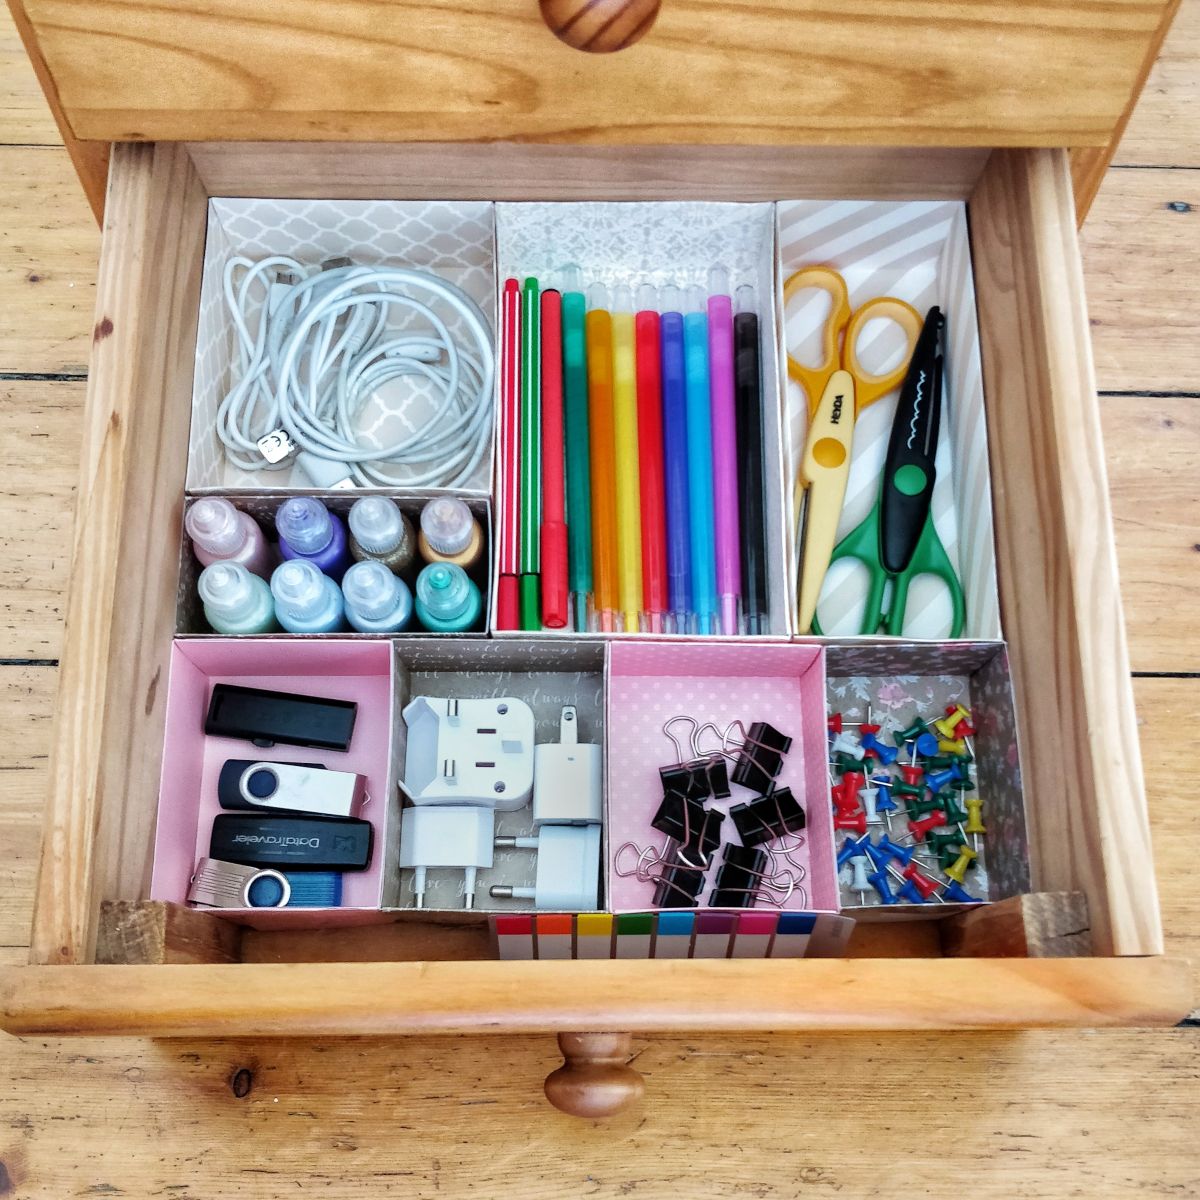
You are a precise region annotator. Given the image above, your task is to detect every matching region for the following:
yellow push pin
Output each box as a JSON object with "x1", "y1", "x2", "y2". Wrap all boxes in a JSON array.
[
  {"x1": 964, "y1": 796, "x2": 986, "y2": 836},
  {"x1": 932, "y1": 704, "x2": 971, "y2": 741},
  {"x1": 944, "y1": 845, "x2": 978, "y2": 885},
  {"x1": 937, "y1": 736, "x2": 968, "y2": 755}
]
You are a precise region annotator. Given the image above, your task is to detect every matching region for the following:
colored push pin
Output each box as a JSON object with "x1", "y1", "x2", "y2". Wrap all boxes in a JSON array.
[
  {"x1": 827, "y1": 712, "x2": 843, "y2": 736},
  {"x1": 906, "y1": 811, "x2": 946, "y2": 842},
  {"x1": 897, "y1": 763, "x2": 924, "y2": 786},
  {"x1": 835, "y1": 810, "x2": 868, "y2": 835},
  {"x1": 942, "y1": 879, "x2": 983, "y2": 903},
  {"x1": 926, "y1": 762, "x2": 963, "y2": 794},
  {"x1": 878, "y1": 833, "x2": 916, "y2": 867},
  {"x1": 926, "y1": 830, "x2": 966, "y2": 869},
  {"x1": 869, "y1": 775, "x2": 898, "y2": 814},
  {"x1": 912, "y1": 732, "x2": 940, "y2": 759},
  {"x1": 868, "y1": 868, "x2": 900, "y2": 905},
  {"x1": 940, "y1": 792, "x2": 969, "y2": 827},
  {"x1": 896, "y1": 879, "x2": 929, "y2": 904},
  {"x1": 829, "y1": 730, "x2": 863, "y2": 757},
  {"x1": 953, "y1": 718, "x2": 977, "y2": 740},
  {"x1": 893, "y1": 719, "x2": 927, "y2": 749},
  {"x1": 905, "y1": 794, "x2": 942, "y2": 820},
  {"x1": 837, "y1": 835, "x2": 870, "y2": 869},
  {"x1": 835, "y1": 752, "x2": 869, "y2": 774},
  {"x1": 848, "y1": 853, "x2": 872, "y2": 900},
  {"x1": 932, "y1": 704, "x2": 972, "y2": 741},
  {"x1": 937, "y1": 737, "x2": 968, "y2": 756},
  {"x1": 860, "y1": 726, "x2": 899, "y2": 765},
  {"x1": 944, "y1": 845, "x2": 979, "y2": 885},
  {"x1": 964, "y1": 796, "x2": 986, "y2": 836},
  {"x1": 902, "y1": 861, "x2": 942, "y2": 900}
]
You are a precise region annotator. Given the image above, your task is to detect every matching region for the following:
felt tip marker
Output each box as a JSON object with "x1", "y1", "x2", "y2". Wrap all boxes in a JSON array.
[
  {"x1": 586, "y1": 283, "x2": 620, "y2": 633},
  {"x1": 611, "y1": 284, "x2": 643, "y2": 634},
  {"x1": 707, "y1": 267, "x2": 742, "y2": 636},
  {"x1": 660, "y1": 284, "x2": 691, "y2": 635},
  {"x1": 684, "y1": 284, "x2": 717, "y2": 635},
  {"x1": 539, "y1": 287, "x2": 569, "y2": 628},
  {"x1": 636, "y1": 283, "x2": 668, "y2": 634},
  {"x1": 560, "y1": 266, "x2": 594, "y2": 633},
  {"x1": 496, "y1": 278, "x2": 522, "y2": 630},
  {"x1": 735, "y1": 283, "x2": 769, "y2": 634},
  {"x1": 519, "y1": 276, "x2": 542, "y2": 631}
]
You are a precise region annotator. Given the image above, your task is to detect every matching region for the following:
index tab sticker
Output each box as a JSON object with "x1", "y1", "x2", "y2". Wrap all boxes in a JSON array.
[
  {"x1": 770, "y1": 911, "x2": 816, "y2": 958},
  {"x1": 536, "y1": 913, "x2": 574, "y2": 960},
  {"x1": 615, "y1": 912, "x2": 653, "y2": 958},
  {"x1": 654, "y1": 911, "x2": 695, "y2": 959},
  {"x1": 495, "y1": 914, "x2": 534, "y2": 961},
  {"x1": 731, "y1": 911, "x2": 777, "y2": 958},
  {"x1": 577, "y1": 913, "x2": 614, "y2": 959}
]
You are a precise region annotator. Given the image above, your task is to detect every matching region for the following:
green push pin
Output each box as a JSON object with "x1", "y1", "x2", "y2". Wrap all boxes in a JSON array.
[
  {"x1": 835, "y1": 753, "x2": 869, "y2": 774},
  {"x1": 893, "y1": 719, "x2": 928, "y2": 750}
]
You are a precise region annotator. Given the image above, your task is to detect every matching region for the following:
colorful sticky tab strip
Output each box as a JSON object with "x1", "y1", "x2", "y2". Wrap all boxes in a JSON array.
[
  {"x1": 576, "y1": 913, "x2": 614, "y2": 959},
  {"x1": 654, "y1": 911, "x2": 694, "y2": 959},
  {"x1": 769, "y1": 911, "x2": 816, "y2": 958},
  {"x1": 692, "y1": 911, "x2": 736, "y2": 959},
  {"x1": 615, "y1": 912, "x2": 653, "y2": 959},
  {"x1": 494, "y1": 914, "x2": 534, "y2": 961},
  {"x1": 731, "y1": 911, "x2": 777, "y2": 958},
  {"x1": 536, "y1": 913, "x2": 573, "y2": 960}
]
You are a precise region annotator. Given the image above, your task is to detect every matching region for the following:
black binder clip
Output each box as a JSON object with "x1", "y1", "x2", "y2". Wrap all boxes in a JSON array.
[
  {"x1": 729, "y1": 787, "x2": 807, "y2": 848},
  {"x1": 729, "y1": 720, "x2": 792, "y2": 792},
  {"x1": 710, "y1": 845, "x2": 770, "y2": 908},
  {"x1": 659, "y1": 716, "x2": 731, "y2": 801},
  {"x1": 651, "y1": 794, "x2": 724, "y2": 866}
]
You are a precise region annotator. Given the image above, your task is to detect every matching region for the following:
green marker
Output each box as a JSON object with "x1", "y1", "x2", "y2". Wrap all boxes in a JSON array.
[
  {"x1": 561, "y1": 272, "x2": 593, "y2": 632},
  {"x1": 519, "y1": 276, "x2": 541, "y2": 630}
]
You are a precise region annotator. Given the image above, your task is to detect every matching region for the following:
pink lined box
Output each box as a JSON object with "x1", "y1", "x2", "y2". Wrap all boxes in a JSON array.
[
  {"x1": 151, "y1": 638, "x2": 401, "y2": 928},
  {"x1": 605, "y1": 641, "x2": 838, "y2": 915}
]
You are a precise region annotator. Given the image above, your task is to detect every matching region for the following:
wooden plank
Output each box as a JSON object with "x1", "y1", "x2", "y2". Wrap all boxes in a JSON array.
[
  {"x1": 186, "y1": 142, "x2": 990, "y2": 202},
  {"x1": 0, "y1": 1, "x2": 57, "y2": 143},
  {"x1": 1081, "y1": 167, "x2": 1200, "y2": 394},
  {"x1": 1068, "y1": 0, "x2": 1183, "y2": 222},
  {"x1": 0, "y1": 379, "x2": 84, "y2": 660},
  {"x1": 0, "y1": 1027, "x2": 1197, "y2": 1197},
  {"x1": 0, "y1": 144, "x2": 97, "y2": 374},
  {"x1": 1, "y1": 3, "x2": 107, "y2": 219},
  {"x1": 941, "y1": 893, "x2": 1092, "y2": 958},
  {"x1": 0, "y1": 666, "x2": 54, "y2": 956},
  {"x1": 15, "y1": 0, "x2": 1170, "y2": 148},
  {"x1": 1101, "y1": 392, "x2": 1200, "y2": 673},
  {"x1": 0, "y1": 957, "x2": 1190, "y2": 1037},
  {"x1": 969, "y1": 148, "x2": 1161, "y2": 957},
  {"x1": 30, "y1": 142, "x2": 207, "y2": 967},
  {"x1": 1116, "y1": 0, "x2": 1200, "y2": 166}
]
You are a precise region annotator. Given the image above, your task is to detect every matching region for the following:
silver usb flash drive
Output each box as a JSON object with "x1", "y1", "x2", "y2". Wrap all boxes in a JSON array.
[
  {"x1": 217, "y1": 759, "x2": 368, "y2": 818},
  {"x1": 187, "y1": 857, "x2": 291, "y2": 909}
]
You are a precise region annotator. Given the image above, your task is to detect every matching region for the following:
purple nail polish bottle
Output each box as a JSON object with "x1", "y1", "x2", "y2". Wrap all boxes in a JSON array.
[{"x1": 276, "y1": 497, "x2": 351, "y2": 583}]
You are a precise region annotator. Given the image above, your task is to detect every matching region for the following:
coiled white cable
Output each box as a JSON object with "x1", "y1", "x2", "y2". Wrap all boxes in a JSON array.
[{"x1": 216, "y1": 258, "x2": 494, "y2": 488}]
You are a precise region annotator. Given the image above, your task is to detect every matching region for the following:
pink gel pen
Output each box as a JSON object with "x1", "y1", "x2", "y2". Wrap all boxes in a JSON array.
[{"x1": 708, "y1": 267, "x2": 742, "y2": 635}]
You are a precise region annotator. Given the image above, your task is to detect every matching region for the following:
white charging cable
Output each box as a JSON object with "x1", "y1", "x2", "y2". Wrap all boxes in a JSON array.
[{"x1": 215, "y1": 257, "x2": 495, "y2": 488}]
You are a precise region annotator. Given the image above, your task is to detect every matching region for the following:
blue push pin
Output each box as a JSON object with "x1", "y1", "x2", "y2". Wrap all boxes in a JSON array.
[
  {"x1": 837, "y1": 835, "x2": 870, "y2": 869},
  {"x1": 863, "y1": 837, "x2": 892, "y2": 872},
  {"x1": 867, "y1": 868, "x2": 900, "y2": 905},
  {"x1": 913, "y1": 731, "x2": 940, "y2": 759},
  {"x1": 926, "y1": 762, "x2": 964, "y2": 794},
  {"x1": 860, "y1": 729, "x2": 899, "y2": 766},
  {"x1": 869, "y1": 775, "x2": 899, "y2": 813},
  {"x1": 896, "y1": 879, "x2": 928, "y2": 904},
  {"x1": 942, "y1": 880, "x2": 983, "y2": 903},
  {"x1": 877, "y1": 833, "x2": 916, "y2": 867}
]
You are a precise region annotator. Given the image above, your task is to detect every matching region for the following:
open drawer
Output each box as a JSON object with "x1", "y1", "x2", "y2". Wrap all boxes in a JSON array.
[{"x1": 0, "y1": 141, "x2": 1189, "y2": 1117}]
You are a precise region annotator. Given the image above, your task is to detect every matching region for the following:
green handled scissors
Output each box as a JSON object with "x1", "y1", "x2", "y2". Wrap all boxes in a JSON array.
[{"x1": 812, "y1": 307, "x2": 965, "y2": 637}]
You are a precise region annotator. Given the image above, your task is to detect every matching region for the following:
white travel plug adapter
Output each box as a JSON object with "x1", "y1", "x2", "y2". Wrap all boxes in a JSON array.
[
  {"x1": 489, "y1": 824, "x2": 601, "y2": 910},
  {"x1": 398, "y1": 805, "x2": 495, "y2": 910},
  {"x1": 532, "y1": 705, "x2": 602, "y2": 827},
  {"x1": 400, "y1": 696, "x2": 535, "y2": 811}
]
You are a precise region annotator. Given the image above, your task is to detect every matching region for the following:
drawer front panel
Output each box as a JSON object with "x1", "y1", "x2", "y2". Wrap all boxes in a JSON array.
[{"x1": 17, "y1": 0, "x2": 1175, "y2": 148}]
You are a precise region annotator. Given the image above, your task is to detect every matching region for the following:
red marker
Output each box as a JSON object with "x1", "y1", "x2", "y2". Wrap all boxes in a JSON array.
[
  {"x1": 496, "y1": 278, "x2": 522, "y2": 630},
  {"x1": 635, "y1": 286, "x2": 668, "y2": 632},
  {"x1": 540, "y1": 289, "x2": 569, "y2": 628}
]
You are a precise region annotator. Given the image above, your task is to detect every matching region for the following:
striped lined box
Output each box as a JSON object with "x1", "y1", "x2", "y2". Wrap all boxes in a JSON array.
[
  {"x1": 536, "y1": 914, "x2": 574, "y2": 960},
  {"x1": 654, "y1": 912, "x2": 695, "y2": 958},
  {"x1": 576, "y1": 913, "x2": 614, "y2": 958}
]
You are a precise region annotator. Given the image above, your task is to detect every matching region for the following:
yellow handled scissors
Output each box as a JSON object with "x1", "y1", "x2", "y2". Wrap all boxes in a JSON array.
[{"x1": 785, "y1": 266, "x2": 922, "y2": 634}]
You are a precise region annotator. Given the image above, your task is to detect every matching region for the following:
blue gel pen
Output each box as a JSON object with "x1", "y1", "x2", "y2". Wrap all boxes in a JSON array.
[
  {"x1": 659, "y1": 285, "x2": 691, "y2": 634},
  {"x1": 684, "y1": 285, "x2": 717, "y2": 635}
]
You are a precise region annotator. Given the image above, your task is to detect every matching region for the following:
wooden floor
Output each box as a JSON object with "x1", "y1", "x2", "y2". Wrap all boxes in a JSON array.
[{"x1": 1, "y1": 5, "x2": 1197, "y2": 1195}]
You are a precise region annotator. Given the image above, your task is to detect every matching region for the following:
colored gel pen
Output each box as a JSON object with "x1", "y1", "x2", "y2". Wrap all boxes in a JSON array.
[
  {"x1": 561, "y1": 268, "x2": 593, "y2": 632},
  {"x1": 496, "y1": 278, "x2": 522, "y2": 630},
  {"x1": 611, "y1": 284, "x2": 643, "y2": 634},
  {"x1": 735, "y1": 284, "x2": 768, "y2": 634},
  {"x1": 519, "y1": 276, "x2": 542, "y2": 630},
  {"x1": 540, "y1": 287, "x2": 569, "y2": 628},
  {"x1": 684, "y1": 285, "x2": 717, "y2": 634},
  {"x1": 636, "y1": 284, "x2": 668, "y2": 634},
  {"x1": 707, "y1": 267, "x2": 742, "y2": 636},
  {"x1": 586, "y1": 284, "x2": 620, "y2": 632},
  {"x1": 660, "y1": 285, "x2": 691, "y2": 633}
]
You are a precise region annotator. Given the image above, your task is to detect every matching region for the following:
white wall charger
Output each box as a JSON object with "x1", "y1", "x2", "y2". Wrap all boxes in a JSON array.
[
  {"x1": 398, "y1": 805, "x2": 495, "y2": 910},
  {"x1": 489, "y1": 825, "x2": 601, "y2": 911},
  {"x1": 532, "y1": 705, "x2": 602, "y2": 827}
]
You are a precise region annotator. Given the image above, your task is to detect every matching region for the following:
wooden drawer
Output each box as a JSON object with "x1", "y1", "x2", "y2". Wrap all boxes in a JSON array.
[{"x1": 0, "y1": 140, "x2": 1189, "y2": 1117}]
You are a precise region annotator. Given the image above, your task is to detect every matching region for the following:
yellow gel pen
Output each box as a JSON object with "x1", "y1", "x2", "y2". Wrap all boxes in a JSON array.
[
  {"x1": 611, "y1": 284, "x2": 642, "y2": 633},
  {"x1": 586, "y1": 284, "x2": 620, "y2": 632}
]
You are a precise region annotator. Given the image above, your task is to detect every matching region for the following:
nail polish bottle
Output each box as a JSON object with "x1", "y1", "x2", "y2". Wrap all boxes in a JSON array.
[
  {"x1": 414, "y1": 562, "x2": 482, "y2": 633},
  {"x1": 186, "y1": 497, "x2": 274, "y2": 579},
  {"x1": 276, "y1": 497, "x2": 351, "y2": 582},
  {"x1": 270, "y1": 559, "x2": 345, "y2": 634},
  {"x1": 342, "y1": 560, "x2": 413, "y2": 633},
  {"x1": 418, "y1": 498, "x2": 483, "y2": 569},
  {"x1": 348, "y1": 496, "x2": 416, "y2": 573},
  {"x1": 197, "y1": 562, "x2": 279, "y2": 635}
]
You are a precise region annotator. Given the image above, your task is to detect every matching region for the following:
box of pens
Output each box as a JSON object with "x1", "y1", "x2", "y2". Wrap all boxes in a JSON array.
[
  {"x1": 176, "y1": 493, "x2": 492, "y2": 636},
  {"x1": 490, "y1": 202, "x2": 791, "y2": 637},
  {"x1": 824, "y1": 641, "x2": 1030, "y2": 913},
  {"x1": 779, "y1": 201, "x2": 1002, "y2": 641}
]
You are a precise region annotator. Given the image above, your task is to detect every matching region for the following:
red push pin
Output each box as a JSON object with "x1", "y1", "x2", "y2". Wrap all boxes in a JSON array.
[
  {"x1": 834, "y1": 811, "x2": 868, "y2": 835},
  {"x1": 953, "y1": 718, "x2": 977, "y2": 739},
  {"x1": 898, "y1": 763, "x2": 924, "y2": 786},
  {"x1": 828, "y1": 713, "x2": 843, "y2": 735},
  {"x1": 840, "y1": 770, "x2": 865, "y2": 807},
  {"x1": 906, "y1": 810, "x2": 946, "y2": 842},
  {"x1": 902, "y1": 861, "x2": 941, "y2": 900},
  {"x1": 831, "y1": 781, "x2": 857, "y2": 814}
]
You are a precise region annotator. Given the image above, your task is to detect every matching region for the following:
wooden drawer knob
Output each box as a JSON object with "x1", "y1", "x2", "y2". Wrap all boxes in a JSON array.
[
  {"x1": 544, "y1": 1032, "x2": 645, "y2": 1117},
  {"x1": 539, "y1": 0, "x2": 661, "y2": 52}
]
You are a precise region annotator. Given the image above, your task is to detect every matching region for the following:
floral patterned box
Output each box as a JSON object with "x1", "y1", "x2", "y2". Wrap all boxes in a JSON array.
[{"x1": 825, "y1": 640, "x2": 1028, "y2": 913}]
